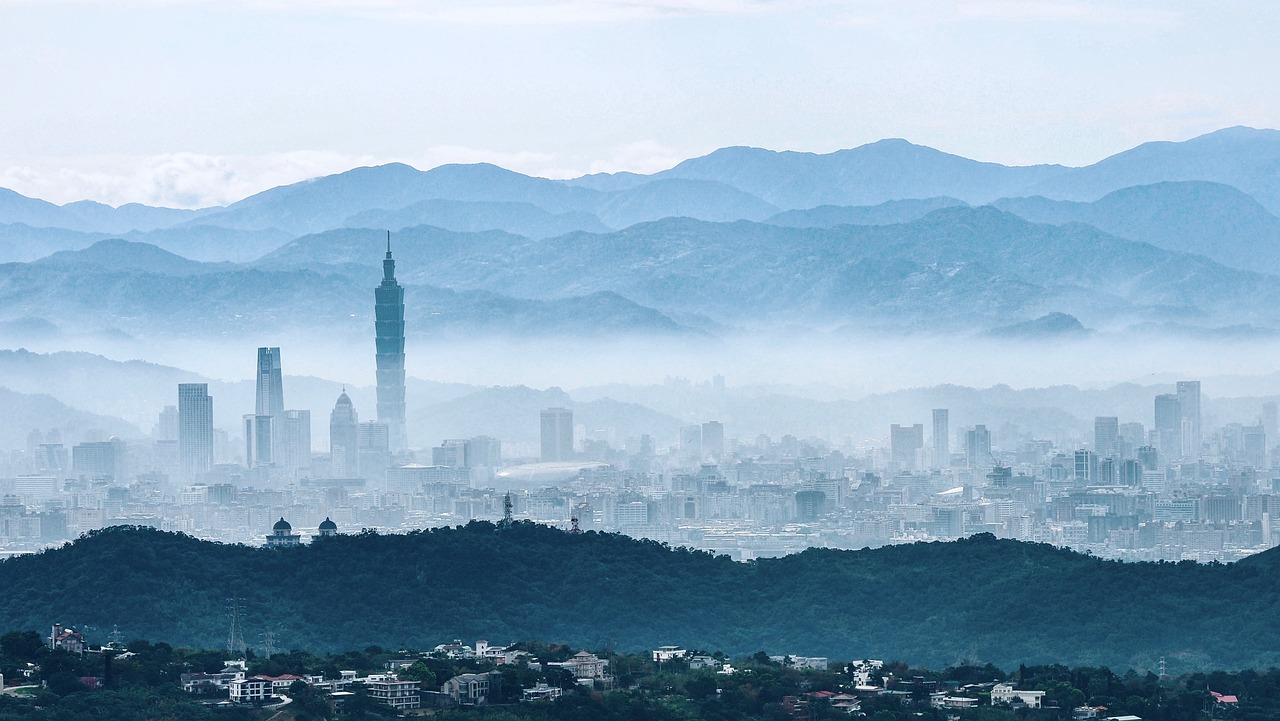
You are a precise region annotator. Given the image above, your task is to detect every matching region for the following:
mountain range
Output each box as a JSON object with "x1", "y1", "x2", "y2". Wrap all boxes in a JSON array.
[{"x1": 1, "y1": 127, "x2": 1280, "y2": 341}]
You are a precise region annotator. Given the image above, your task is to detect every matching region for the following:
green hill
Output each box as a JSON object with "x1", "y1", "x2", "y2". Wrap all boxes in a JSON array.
[{"x1": 3, "y1": 524, "x2": 1280, "y2": 674}]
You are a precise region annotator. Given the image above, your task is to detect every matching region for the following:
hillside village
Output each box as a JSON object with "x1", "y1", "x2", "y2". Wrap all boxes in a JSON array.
[{"x1": 0, "y1": 625, "x2": 1253, "y2": 721}]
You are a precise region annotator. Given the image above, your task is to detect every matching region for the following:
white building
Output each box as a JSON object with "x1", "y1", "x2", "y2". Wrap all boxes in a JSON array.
[
  {"x1": 991, "y1": 683, "x2": 1046, "y2": 708},
  {"x1": 366, "y1": 674, "x2": 421, "y2": 711}
]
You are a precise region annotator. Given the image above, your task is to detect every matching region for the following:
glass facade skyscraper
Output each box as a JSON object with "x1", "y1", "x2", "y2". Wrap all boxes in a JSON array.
[{"x1": 375, "y1": 235, "x2": 407, "y2": 452}]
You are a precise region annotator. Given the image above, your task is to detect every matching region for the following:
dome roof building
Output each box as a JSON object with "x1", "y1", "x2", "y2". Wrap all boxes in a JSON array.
[
  {"x1": 317, "y1": 517, "x2": 339, "y2": 538},
  {"x1": 267, "y1": 517, "x2": 301, "y2": 547}
]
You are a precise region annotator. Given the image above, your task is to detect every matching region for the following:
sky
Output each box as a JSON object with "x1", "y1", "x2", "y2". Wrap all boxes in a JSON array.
[{"x1": 1, "y1": 0, "x2": 1277, "y2": 208}]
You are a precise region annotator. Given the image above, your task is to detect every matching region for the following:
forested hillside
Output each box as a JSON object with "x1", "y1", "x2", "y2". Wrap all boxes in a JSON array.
[{"x1": 3, "y1": 524, "x2": 1278, "y2": 673}]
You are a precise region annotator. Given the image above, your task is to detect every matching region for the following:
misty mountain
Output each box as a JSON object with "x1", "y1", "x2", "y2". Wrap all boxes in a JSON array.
[
  {"x1": 1026, "y1": 126, "x2": 1280, "y2": 213},
  {"x1": 591, "y1": 178, "x2": 778, "y2": 226},
  {"x1": 601, "y1": 140, "x2": 1069, "y2": 209},
  {"x1": 33, "y1": 239, "x2": 232, "y2": 276},
  {"x1": 0, "y1": 386, "x2": 139, "y2": 449},
  {"x1": 189, "y1": 162, "x2": 780, "y2": 236},
  {"x1": 986, "y1": 312, "x2": 1090, "y2": 339},
  {"x1": 344, "y1": 198, "x2": 612, "y2": 239},
  {"x1": 186, "y1": 163, "x2": 601, "y2": 234},
  {"x1": 0, "y1": 242, "x2": 694, "y2": 344},
  {"x1": 265, "y1": 207, "x2": 1280, "y2": 332},
  {"x1": 0, "y1": 188, "x2": 207, "y2": 233},
  {"x1": 994, "y1": 181, "x2": 1280, "y2": 274},
  {"x1": 7, "y1": 525, "x2": 1280, "y2": 671},
  {"x1": 0, "y1": 223, "x2": 292, "y2": 264},
  {"x1": 765, "y1": 197, "x2": 969, "y2": 228}
]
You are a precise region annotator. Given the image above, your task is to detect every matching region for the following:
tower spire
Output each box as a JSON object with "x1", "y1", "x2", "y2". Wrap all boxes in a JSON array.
[{"x1": 386, "y1": 229, "x2": 391, "y2": 256}]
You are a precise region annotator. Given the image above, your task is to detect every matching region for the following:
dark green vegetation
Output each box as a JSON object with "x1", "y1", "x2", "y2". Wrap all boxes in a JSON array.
[
  {"x1": 3, "y1": 630, "x2": 1280, "y2": 721},
  {"x1": 4, "y1": 524, "x2": 1280, "y2": 674}
]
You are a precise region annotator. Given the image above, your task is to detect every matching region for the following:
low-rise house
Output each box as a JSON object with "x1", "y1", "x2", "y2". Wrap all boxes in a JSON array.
[
  {"x1": 228, "y1": 674, "x2": 301, "y2": 703},
  {"x1": 549, "y1": 651, "x2": 608, "y2": 683},
  {"x1": 48, "y1": 624, "x2": 85, "y2": 655},
  {"x1": 366, "y1": 674, "x2": 421, "y2": 711},
  {"x1": 433, "y1": 640, "x2": 474, "y2": 659},
  {"x1": 689, "y1": 655, "x2": 721, "y2": 670},
  {"x1": 441, "y1": 671, "x2": 503, "y2": 706},
  {"x1": 653, "y1": 646, "x2": 687, "y2": 663},
  {"x1": 180, "y1": 666, "x2": 245, "y2": 693},
  {"x1": 991, "y1": 683, "x2": 1046, "y2": 709},
  {"x1": 521, "y1": 682, "x2": 563, "y2": 702}
]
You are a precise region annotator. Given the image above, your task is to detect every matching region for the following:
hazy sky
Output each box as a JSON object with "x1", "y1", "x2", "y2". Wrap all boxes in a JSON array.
[{"x1": 1, "y1": 0, "x2": 1276, "y2": 208}]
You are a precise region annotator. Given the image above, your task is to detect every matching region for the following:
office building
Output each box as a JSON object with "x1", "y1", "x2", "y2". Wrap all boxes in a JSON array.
[
  {"x1": 890, "y1": 423, "x2": 924, "y2": 471},
  {"x1": 357, "y1": 421, "x2": 390, "y2": 482},
  {"x1": 374, "y1": 236, "x2": 408, "y2": 453},
  {"x1": 243, "y1": 414, "x2": 273, "y2": 467},
  {"x1": 330, "y1": 391, "x2": 359, "y2": 478},
  {"x1": 178, "y1": 383, "x2": 213, "y2": 482},
  {"x1": 1094, "y1": 416, "x2": 1119, "y2": 458},
  {"x1": 255, "y1": 347, "x2": 284, "y2": 462},
  {"x1": 280, "y1": 410, "x2": 311, "y2": 475},
  {"x1": 540, "y1": 407, "x2": 574, "y2": 462},
  {"x1": 965, "y1": 425, "x2": 991, "y2": 468},
  {"x1": 932, "y1": 409, "x2": 949, "y2": 468},
  {"x1": 1154, "y1": 393, "x2": 1181, "y2": 458}
]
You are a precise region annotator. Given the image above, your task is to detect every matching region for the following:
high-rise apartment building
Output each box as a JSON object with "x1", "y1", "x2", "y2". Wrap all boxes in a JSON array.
[
  {"x1": 178, "y1": 383, "x2": 213, "y2": 482},
  {"x1": 330, "y1": 391, "x2": 359, "y2": 478},
  {"x1": 375, "y1": 236, "x2": 408, "y2": 453},
  {"x1": 932, "y1": 409, "x2": 949, "y2": 468},
  {"x1": 540, "y1": 407, "x2": 574, "y2": 462},
  {"x1": 1177, "y1": 380, "x2": 1202, "y2": 458}
]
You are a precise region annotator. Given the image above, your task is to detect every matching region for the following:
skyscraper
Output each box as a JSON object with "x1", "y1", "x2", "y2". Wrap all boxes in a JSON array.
[
  {"x1": 1177, "y1": 380, "x2": 1201, "y2": 458},
  {"x1": 1094, "y1": 416, "x2": 1119, "y2": 458},
  {"x1": 375, "y1": 234, "x2": 408, "y2": 453},
  {"x1": 178, "y1": 383, "x2": 213, "y2": 481},
  {"x1": 255, "y1": 347, "x2": 284, "y2": 463},
  {"x1": 540, "y1": 407, "x2": 574, "y2": 462},
  {"x1": 330, "y1": 391, "x2": 359, "y2": 478},
  {"x1": 932, "y1": 409, "x2": 949, "y2": 468},
  {"x1": 1154, "y1": 393, "x2": 1181, "y2": 458}
]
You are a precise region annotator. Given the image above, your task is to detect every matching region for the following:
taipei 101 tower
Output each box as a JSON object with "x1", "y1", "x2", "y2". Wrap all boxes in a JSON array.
[{"x1": 375, "y1": 231, "x2": 408, "y2": 452}]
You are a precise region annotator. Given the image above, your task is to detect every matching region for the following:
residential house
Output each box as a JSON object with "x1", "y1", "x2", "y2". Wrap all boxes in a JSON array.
[
  {"x1": 441, "y1": 671, "x2": 503, "y2": 706},
  {"x1": 366, "y1": 674, "x2": 421, "y2": 711},
  {"x1": 991, "y1": 683, "x2": 1046, "y2": 709}
]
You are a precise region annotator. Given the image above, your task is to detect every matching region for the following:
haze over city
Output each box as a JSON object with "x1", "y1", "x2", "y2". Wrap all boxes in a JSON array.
[{"x1": 3, "y1": 2, "x2": 1280, "y2": 718}]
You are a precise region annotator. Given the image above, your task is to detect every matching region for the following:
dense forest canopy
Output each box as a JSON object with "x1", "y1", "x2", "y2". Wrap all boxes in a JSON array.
[{"x1": 2, "y1": 524, "x2": 1279, "y2": 673}]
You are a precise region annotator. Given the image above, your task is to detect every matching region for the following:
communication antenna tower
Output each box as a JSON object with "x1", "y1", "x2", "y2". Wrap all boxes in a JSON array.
[
  {"x1": 501, "y1": 491, "x2": 513, "y2": 528},
  {"x1": 570, "y1": 516, "x2": 581, "y2": 533},
  {"x1": 1158, "y1": 656, "x2": 1167, "y2": 680}
]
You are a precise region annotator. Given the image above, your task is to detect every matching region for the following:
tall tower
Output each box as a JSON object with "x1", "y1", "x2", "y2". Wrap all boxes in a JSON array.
[
  {"x1": 375, "y1": 233, "x2": 408, "y2": 453},
  {"x1": 178, "y1": 383, "x2": 213, "y2": 481}
]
